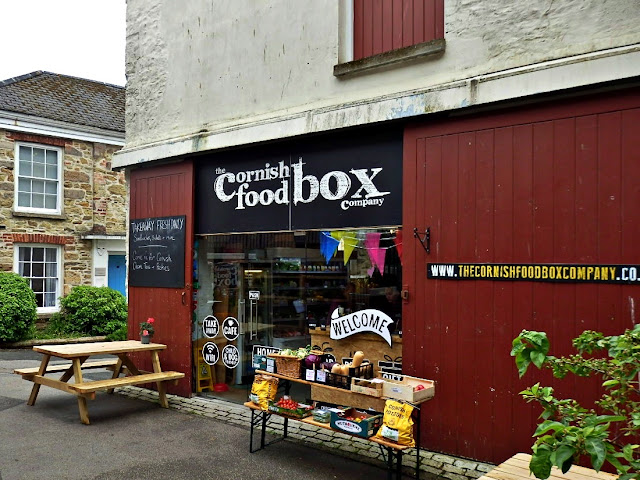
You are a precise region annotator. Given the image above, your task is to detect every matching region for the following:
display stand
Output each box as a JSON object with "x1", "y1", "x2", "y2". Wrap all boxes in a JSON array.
[{"x1": 247, "y1": 370, "x2": 430, "y2": 480}]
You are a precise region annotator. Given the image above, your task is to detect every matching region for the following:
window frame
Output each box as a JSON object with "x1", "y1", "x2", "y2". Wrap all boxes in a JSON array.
[
  {"x1": 13, "y1": 142, "x2": 64, "y2": 215},
  {"x1": 13, "y1": 243, "x2": 63, "y2": 314}
]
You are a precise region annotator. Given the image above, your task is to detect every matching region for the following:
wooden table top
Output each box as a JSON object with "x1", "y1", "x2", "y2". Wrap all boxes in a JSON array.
[
  {"x1": 480, "y1": 453, "x2": 618, "y2": 480},
  {"x1": 33, "y1": 340, "x2": 167, "y2": 358}
]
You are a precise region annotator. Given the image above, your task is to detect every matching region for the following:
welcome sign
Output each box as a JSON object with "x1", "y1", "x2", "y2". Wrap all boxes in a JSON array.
[
  {"x1": 195, "y1": 130, "x2": 402, "y2": 233},
  {"x1": 330, "y1": 308, "x2": 395, "y2": 346}
]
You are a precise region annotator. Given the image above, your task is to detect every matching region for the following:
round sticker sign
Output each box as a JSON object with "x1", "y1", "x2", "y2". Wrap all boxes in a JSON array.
[
  {"x1": 202, "y1": 342, "x2": 219, "y2": 365},
  {"x1": 222, "y1": 344, "x2": 240, "y2": 369},
  {"x1": 202, "y1": 315, "x2": 219, "y2": 338},
  {"x1": 222, "y1": 316, "x2": 240, "y2": 341}
]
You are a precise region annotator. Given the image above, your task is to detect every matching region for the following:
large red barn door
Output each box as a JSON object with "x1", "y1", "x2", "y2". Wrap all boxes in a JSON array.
[
  {"x1": 129, "y1": 161, "x2": 194, "y2": 396},
  {"x1": 403, "y1": 89, "x2": 640, "y2": 463}
]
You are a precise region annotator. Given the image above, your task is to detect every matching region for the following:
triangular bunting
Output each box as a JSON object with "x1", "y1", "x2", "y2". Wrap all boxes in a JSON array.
[
  {"x1": 342, "y1": 232, "x2": 358, "y2": 265},
  {"x1": 393, "y1": 229, "x2": 403, "y2": 265},
  {"x1": 320, "y1": 232, "x2": 339, "y2": 264}
]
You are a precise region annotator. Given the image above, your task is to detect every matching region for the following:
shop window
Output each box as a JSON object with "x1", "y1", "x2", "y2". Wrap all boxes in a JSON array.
[
  {"x1": 14, "y1": 143, "x2": 62, "y2": 215},
  {"x1": 193, "y1": 229, "x2": 403, "y2": 400},
  {"x1": 14, "y1": 244, "x2": 62, "y2": 313}
]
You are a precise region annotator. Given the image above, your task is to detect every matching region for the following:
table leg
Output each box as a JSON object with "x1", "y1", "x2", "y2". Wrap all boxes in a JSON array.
[
  {"x1": 150, "y1": 351, "x2": 170, "y2": 408},
  {"x1": 72, "y1": 358, "x2": 91, "y2": 425},
  {"x1": 387, "y1": 446, "x2": 394, "y2": 480},
  {"x1": 27, "y1": 354, "x2": 51, "y2": 406},
  {"x1": 107, "y1": 358, "x2": 124, "y2": 394},
  {"x1": 396, "y1": 450, "x2": 403, "y2": 480}
]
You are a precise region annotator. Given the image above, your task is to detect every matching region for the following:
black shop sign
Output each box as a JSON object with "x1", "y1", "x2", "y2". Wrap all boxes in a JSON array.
[
  {"x1": 129, "y1": 215, "x2": 186, "y2": 288},
  {"x1": 195, "y1": 131, "x2": 402, "y2": 233}
]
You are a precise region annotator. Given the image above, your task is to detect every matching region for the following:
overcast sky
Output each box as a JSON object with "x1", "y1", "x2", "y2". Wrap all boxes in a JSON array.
[{"x1": 0, "y1": 0, "x2": 126, "y2": 86}]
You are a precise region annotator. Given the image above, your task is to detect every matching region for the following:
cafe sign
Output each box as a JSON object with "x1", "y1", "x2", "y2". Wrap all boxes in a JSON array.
[{"x1": 330, "y1": 308, "x2": 395, "y2": 347}]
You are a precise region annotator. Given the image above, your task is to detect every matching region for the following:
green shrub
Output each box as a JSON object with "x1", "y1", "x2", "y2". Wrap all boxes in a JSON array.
[
  {"x1": 0, "y1": 272, "x2": 38, "y2": 342},
  {"x1": 57, "y1": 286, "x2": 127, "y2": 337}
]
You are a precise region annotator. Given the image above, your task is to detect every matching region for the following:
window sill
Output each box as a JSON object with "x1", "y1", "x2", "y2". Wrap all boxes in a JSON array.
[
  {"x1": 334, "y1": 38, "x2": 446, "y2": 78},
  {"x1": 13, "y1": 210, "x2": 67, "y2": 220}
]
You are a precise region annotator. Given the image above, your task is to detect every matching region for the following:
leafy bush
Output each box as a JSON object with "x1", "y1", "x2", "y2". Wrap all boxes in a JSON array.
[
  {"x1": 56, "y1": 286, "x2": 128, "y2": 337},
  {"x1": 0, "y1": 272, "x2": 38, "y2": 342},
  {"x1": 512, "y1": 327, "x2": 640, "y2": 480}
]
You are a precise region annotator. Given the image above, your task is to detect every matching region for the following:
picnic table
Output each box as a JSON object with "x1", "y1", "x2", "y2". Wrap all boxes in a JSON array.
[{"x1": 14, "y1": 340, "x2": 184, "y2": 425}]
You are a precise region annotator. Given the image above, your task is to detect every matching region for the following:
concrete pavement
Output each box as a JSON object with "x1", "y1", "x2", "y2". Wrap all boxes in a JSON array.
[{"x1": 0, "y1": 347, "x2": 492, "y2": 480}]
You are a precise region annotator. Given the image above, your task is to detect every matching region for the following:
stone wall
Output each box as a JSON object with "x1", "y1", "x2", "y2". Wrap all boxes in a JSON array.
[{"x1": 0, "y1": 129, "x2": 126, "y2": 301}]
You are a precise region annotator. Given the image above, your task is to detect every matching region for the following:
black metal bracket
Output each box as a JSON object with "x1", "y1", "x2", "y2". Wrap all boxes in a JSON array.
[{"x1": 413, "y1": 227, "x2": 430, "y2": 254}]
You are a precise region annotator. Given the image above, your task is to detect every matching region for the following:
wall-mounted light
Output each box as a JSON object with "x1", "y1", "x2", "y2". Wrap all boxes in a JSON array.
[{"x1": 244, "y1": 269, "x2": 263, "y2": 274}]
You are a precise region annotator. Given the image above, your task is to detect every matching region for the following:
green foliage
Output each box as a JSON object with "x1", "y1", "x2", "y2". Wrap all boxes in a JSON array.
[
  {"x1": 512, "y1": 326, "x2": 640, "y2": 479},
  {"x1": 106, "y1": 321, "x2": 128, "y2": 341},
  {"x1": 56, "y1": 286, "x2": 128, "y2": 337},
  {"x1": 0, "y1": 272, "x2": 38, "y2": 342}
]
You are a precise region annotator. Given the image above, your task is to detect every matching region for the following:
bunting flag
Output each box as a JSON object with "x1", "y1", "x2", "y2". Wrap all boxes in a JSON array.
[
  {"x1": 393, "y1": 229, "x2": 403, "y2": 264},
  {"x1": 320, "y1": 232, "x2": 339, "y2": 264},
  {"x1": 341, "y1": 231, "x2": 358, "y2": 265},
  {"x1": 365, "y1": 232, "x2": 386, "y2": 274}
]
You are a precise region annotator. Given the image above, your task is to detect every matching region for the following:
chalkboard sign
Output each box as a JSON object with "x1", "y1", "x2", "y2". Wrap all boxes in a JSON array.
[{"x1": 129, "y1": 215, "x2": 186, "y2": 288}]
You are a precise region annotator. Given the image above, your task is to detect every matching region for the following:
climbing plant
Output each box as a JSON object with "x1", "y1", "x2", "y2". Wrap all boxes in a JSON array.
[{"x1": 511, "y1": 326, "x2": 640, "y2": 480}]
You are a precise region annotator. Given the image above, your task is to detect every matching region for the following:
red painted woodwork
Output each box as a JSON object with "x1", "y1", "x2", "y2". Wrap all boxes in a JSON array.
[
  {"x1": 353, "y1": 0, "x2": 444, "y2": 61},
  {"x1": 403, "y1": 89, "x2": 640, "y2": 463},
  {"x1": 128, "y1": 161, "x2": 194, "y2": 397}
]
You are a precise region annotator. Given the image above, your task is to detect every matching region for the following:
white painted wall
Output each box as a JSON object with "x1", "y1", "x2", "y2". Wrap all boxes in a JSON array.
[
  {"x1": 91, "y1": 238, "x2": 126, "y2": 293},
  {"x1": 116, "y1": 0, "x2": 640, "y2": 167}
]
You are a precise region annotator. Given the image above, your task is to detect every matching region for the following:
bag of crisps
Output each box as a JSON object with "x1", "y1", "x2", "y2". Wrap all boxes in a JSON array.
[
  {"x1": 375, "y1": 399, "x2": 415, "y2": 447},
  {"x1": 249, "y1": 374, "x2": 279, "y2": 411}
]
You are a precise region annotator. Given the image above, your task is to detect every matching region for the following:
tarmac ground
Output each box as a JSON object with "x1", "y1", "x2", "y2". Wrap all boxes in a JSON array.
[{"x1": 0, "y1": 347, "x2": 395, "y2": 480}]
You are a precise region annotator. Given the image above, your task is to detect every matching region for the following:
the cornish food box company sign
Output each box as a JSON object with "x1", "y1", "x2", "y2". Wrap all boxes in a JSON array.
[{"x1": 195, "y1": 132, "x2": 402, "y2": 233}]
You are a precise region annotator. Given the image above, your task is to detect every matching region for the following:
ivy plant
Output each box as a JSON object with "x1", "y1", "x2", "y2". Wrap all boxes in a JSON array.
[{"x1": 511, "y1": 326, "x2": 640, "y2": 480}]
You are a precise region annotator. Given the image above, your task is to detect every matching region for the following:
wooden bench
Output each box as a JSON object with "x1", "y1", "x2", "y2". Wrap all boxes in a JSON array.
[
  {"x1": 245, "y1": 401, "x2": 413, "y2": 480},
  {"x1": 68, "y1": 371, "x2": 184, "y2": 397},
  {"x1": 14, "y1": 358, "x2": 120, "y2": 377},
  {"x1": 479, "y1": 453, "x2": 618, "y2": 480}
]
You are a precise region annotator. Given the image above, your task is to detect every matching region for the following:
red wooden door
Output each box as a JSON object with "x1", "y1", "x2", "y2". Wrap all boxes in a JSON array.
[
  {"x1": 403, "y1": 89, "x2": 640, "y2": 463},
  {"x1": 129, "y1": 161, "x2": 194, "y2": 396}
]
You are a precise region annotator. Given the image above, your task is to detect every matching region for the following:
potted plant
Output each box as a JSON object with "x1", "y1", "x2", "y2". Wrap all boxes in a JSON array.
[{"x1": 139, "y1": 317, "x2": 155, "y2": 344}]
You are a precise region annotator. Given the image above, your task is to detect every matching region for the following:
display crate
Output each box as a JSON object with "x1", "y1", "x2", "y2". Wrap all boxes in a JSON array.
[
  {"x1": 267, "y1": 400, "x2": 313, "y2": 419},
  {"x1": 379, "y1": 374, "x2": 435, "y2": 403},
  {"x1": 326, "y1": 363, "x2": 374, "y2": 389},
  {"x1": 330, "y1": 408, "x2": 382, "y2": 438},
  {"x1": 350, "y1": 377, "x2": 384, "y2": 397},
  {"x1": 267, "y1": 354, "x2": 303, "y2": 378}
]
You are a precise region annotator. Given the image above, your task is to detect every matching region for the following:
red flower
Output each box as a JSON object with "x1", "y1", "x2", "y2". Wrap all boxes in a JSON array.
[
  {"x1": 143, "y1": 329, "x2": 149, "y2": 336},
  {"x1": 147, "y1": 317, "x2": 155, "y2": 324}
]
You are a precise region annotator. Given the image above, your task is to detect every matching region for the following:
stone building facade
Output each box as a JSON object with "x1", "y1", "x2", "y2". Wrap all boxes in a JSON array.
[{"x1": 0, "y1": 72, "x2": 126, "y2": 315}]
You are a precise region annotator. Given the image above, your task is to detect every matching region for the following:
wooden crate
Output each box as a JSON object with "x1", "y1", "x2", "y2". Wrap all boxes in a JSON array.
[
  {"x1": 378, "y1": 374, "x2": 435, "y2": 403},
  {"x1": 351, "y1": 377, "x2": 384, "y2": 397}
]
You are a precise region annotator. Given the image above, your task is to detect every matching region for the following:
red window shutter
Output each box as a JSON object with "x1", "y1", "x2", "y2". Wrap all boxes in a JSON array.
[{"x1": 353, "y1": 0, "x2": 444, "y2": 61}]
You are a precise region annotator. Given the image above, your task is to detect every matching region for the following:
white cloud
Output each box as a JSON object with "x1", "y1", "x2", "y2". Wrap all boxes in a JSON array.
[{"x1": 0, "y1": 0, "x2": 126, "y2": 86}]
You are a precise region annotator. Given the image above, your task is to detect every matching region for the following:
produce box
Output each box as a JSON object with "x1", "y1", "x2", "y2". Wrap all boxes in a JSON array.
[
  {"x1": 268, "y1": 398, "x2": 314, "y2": 419},
  {"x1": 351, "y1": 377, "x2": 384, "y2": 397},
  {"x1": 326, "y1": 363, "x2": 374, "y2": 389},
  {"x1": 312, "y1": 408, "x2": 331, "y2": 423},
  {"x1": 378, "y1": 374, "x2": 435, "y2": 403},
  {"x1": 330, "y1": 408, "x2": 382, "y2": 438}
]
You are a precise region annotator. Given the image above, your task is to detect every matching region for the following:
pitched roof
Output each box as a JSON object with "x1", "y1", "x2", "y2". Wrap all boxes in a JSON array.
[{"x1": 0, "y1": 71, "x2": 124, "y2": 132}]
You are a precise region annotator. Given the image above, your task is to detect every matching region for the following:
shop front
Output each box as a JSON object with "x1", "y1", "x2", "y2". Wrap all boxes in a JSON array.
[{"x1": 190, "y1": 128, "x2": 405, "y2": 403}]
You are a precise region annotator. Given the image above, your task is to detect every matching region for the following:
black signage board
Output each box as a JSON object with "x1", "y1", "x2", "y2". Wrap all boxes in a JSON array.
[
  {"x1": 129, "y1": 215, "x2": 186, "y2": 288},
  {"x1": 195, "y1": 128, "x2": 402, "y2": 234},
  {"x1": 428, "y1": 263, "x2": 640, "y2": 285}
]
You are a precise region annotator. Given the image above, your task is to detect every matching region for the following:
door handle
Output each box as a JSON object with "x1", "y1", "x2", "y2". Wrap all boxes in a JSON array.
[{"x1": 182, "y1": 291, "x2": 186, "y2": 305}]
